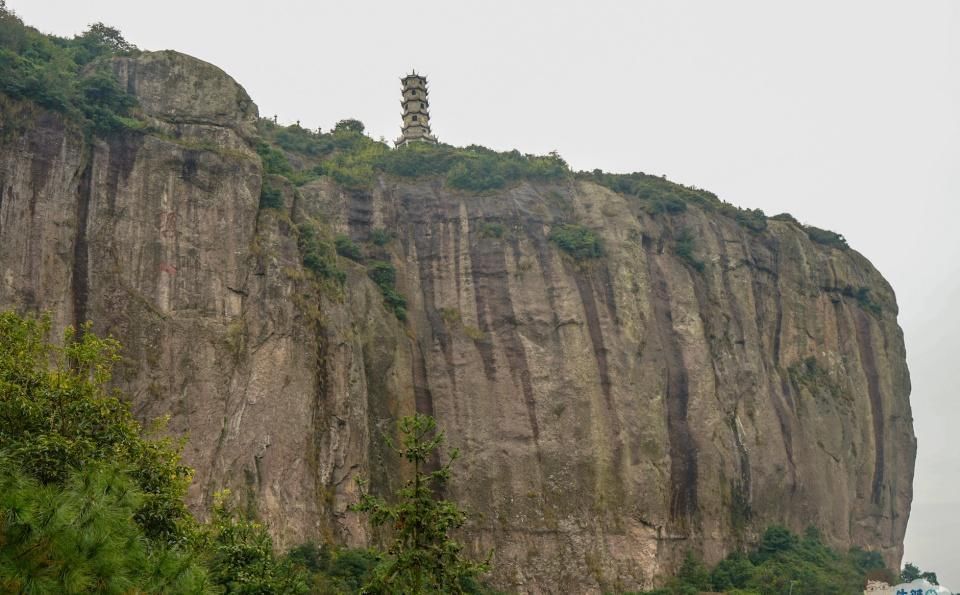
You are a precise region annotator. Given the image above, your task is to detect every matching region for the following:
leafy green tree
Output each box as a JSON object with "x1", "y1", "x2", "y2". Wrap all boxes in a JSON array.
[
  {"x1": 205, "y1": 490, "x2": 309, "y2": 594},
  {"x1": 709, "y1": 551, "x2": 754, "y2": 591},
  {"x1": 334, "y1": 119, "x2": 365, "y2": 134},
  {"x1": 0, "y1": 311, "x2": 194, "y2": 544},
  {"x1": 285, "y1": 543, "x2": 382, "y2": 594},
  {"x1": 352, "y1": 414, "x2": 489, "y2": 594},
  {"x1": 901, "y1": 562, "x2": 939, "y2": 585},
  {"x1": 675, "y1": 551, "x2": 711, "y2": 590}
]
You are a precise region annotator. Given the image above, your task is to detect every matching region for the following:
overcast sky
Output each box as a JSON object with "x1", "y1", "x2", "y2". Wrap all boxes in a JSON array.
[{"x1": 10, "y1": 0, "x2": 959, "y2": 585}]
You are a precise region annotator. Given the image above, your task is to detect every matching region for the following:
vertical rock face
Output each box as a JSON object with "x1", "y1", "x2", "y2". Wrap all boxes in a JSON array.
[{"x1": 0, "y1": 51, "x2": 914, "y2": 593}]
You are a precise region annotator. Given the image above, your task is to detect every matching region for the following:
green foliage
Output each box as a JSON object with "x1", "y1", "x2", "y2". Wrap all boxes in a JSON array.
[
  {"x1": 352, "y1": 414, "x2": 489, "y2": 593},
  {"x1": 443, "y1": 147, "x2": 568, "y2": 192},
  {"x1": 334, "y1": 235, "x2": 364, "y2": 262},
  {"x1": 478, "y1": 222, "x2": 505, "y2": 239},
  {"x1": 256, "y1": 140, "x2": 294, "y2": 178},
  {"x1": 579, "y1": 169, "x2": 773, "y2": 234},
  {"x1": 368, "y1": 260, "x2": 407, "y2": 320},
  {"x1": 369, "y1": 227, "x2": 395, "y2": 247},
  {"x1": 548, "y1": 223, "x2": 603, "y2": 260},
  {"x1": 259, "y1": 180, "x2": 283, "y2": 210},
  {"x1": 298, "y1": 222, "x2": 346, "y2": 284},
  {"x1": 770, "y1": 212, "x2": 799, "y2": 224},
  {"x1": 787, "y1": 356, "x2": 845, "y2": 402},
  {"x1": 901, "y1": 562, "x2": 939, "y2": 585},
  {"x1": 805, "y1": 225, "x2": 849, "y2": 249},
  {"x1": 709, "y1": 552, "x2": 755, "y2": 592},
  {"x1": 722, "y1": 204, "x2": 767, "y2": 233},
  {"x1": 0, "y1": 6, "x2": 139, "y2": 134},
  {"x1": 256, "y1": 119, "x2": 569, "y2": 193},
  {"x1": 840, "y1": 285, "x2": 882, "y2": 316},
  {"x1": 0, "y1": 460, "x2": 209, "y2": 594},
  {"x1": 0, "y1": 311, "x2": 194, "y2": 545},
  {"x1": 578, "y1": 170, "x2": 711, "y2": 214},
  {"x1": 674, "y1": 227, "x2": 705, "y2": 272},
  {"x1": 285, "y1": 543, "x2": 382, "y2": 594},
  {"x1": 205, "y1": 490, "x2": 309, "y2": 594},
  {"x1": 334, "y1": 118, "x2": 365, "y2": 134},
  {"x1": 641, "y1": 525, "x2": 896, "y2": 595}
]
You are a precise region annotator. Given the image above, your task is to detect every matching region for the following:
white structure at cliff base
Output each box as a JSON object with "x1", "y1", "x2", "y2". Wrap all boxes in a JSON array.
[{"x1": 864, "y1": 579, "x2": 953, "y2": 595}]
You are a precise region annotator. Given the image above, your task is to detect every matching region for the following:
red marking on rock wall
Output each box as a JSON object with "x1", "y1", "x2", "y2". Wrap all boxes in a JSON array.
[
  {"x1": 159, "y1": 262, "x2": 177, "y2": 275},
  {"x1": 160, "y1": 211, "x2": 178, "y2": 238}
]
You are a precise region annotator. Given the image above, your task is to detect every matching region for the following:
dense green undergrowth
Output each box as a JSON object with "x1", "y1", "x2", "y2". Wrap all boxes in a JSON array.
[
  {"x1": 639, "y1": 526, "x2": 898, "y2": 595},
  {"x1": 0, "y1": 2, "x2": 140, "y2": 135},
  {"x1": 256, "y1": 120, "x2": 852, "y2": 249}
]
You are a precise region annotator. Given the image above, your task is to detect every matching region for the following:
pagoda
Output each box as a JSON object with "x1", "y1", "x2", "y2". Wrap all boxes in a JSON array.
[{"x1": 395, "y1": 72, "x2": 437, "y2": 147}]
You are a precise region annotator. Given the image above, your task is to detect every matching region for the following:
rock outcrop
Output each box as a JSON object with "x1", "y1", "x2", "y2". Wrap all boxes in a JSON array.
[{"x1": 0, "y1": 51, "x2": 915, "y2": 593}]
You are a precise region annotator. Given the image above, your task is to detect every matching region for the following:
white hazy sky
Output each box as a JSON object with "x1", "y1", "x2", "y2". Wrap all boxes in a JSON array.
[{"x1": 10, "y1": 0, "x2": 959, "y2": 586}]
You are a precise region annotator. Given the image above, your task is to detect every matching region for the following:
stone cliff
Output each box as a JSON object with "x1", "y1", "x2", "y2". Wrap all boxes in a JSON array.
[{"x1": 0, "y1": 51, "x2": 915, "y2": 592}]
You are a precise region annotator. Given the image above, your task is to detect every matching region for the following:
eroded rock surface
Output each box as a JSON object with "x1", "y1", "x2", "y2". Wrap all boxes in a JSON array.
[{"x1": 0, "y1": 50, "x2": 914, "y2": 593}]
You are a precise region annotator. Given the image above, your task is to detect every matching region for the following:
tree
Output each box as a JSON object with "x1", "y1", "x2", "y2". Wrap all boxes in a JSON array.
[
  {"x1": 333, "y1": 118, "x2": 365, "y2": 134},
  {"x1": 204, "y1": 490, "x2": 308, "y2": 594},
  {"x1": 0, "y1": 311, "x2": 194, "y2": 544},
  {"x1": 352, "y1": 414, "x2": 488, "y2": 594},
  {"x1": 901, "y1": 562, "x2": 939, "y2": 585},
  {"x1": 0, "y1": 460, "x2": 209, "y2": 593}
]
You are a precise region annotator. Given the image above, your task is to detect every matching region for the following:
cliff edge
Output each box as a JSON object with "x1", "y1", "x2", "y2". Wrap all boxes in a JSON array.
[{"x1": 0, "y1": 50, "x2": 915, "y2": 592}]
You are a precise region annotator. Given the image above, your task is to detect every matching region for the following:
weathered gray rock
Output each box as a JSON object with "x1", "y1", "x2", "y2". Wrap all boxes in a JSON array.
[{"x1": 0, "y1": 50, "x2": 914, "y2": 593}]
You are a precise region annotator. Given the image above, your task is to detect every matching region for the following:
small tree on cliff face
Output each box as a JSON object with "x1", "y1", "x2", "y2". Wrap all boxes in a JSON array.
[{"x1": 352, "y1": 414, "x2": 488, "y2": 594}]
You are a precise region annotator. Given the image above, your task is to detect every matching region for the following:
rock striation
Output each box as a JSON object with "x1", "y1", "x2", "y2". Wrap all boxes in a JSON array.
[{"x1": 0, "y1": 51, "x2": 915, "y2": 592}]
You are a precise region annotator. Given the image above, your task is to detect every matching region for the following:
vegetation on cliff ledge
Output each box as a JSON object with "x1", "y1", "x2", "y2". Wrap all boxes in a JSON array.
[
  {"x1": 0, "y1": 2, "x2": 140, "y2": 134},
  {"x1": 640, "y1": 525, "x2": 902, "y2": 595}
]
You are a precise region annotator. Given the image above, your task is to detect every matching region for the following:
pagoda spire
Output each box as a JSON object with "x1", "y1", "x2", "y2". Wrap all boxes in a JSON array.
[{"x1": 395, "y1": 72, "x2": 437, "y2": 147}]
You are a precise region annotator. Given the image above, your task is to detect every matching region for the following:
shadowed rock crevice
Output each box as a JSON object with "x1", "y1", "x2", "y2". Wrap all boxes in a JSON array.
[
  {"x1": 468, "y1": 213, "x2": 541, "y2": 449},
  {"x1": 645, "y1": 247, "x2": 698, "y2": 524},
  {"x1": 71, "y1": 156, "x2": 93, "y2": 331},
  {"x1": 855, "y1": 310, "x2": 885, "y2": 505}
]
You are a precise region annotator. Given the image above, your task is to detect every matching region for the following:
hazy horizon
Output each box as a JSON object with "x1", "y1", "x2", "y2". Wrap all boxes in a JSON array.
[{"x1": 8, "y1": 0, "x2": 959, "y2": 586}]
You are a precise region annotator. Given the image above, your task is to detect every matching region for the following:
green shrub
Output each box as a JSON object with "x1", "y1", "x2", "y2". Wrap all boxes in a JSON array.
[
  {"x1": 367, "y1": 260, "x2": 407, "y2": 320},
  {"x1": 548, "y1": 223, "x2": 603, "y2": 259},
  {"x1": 259, "y1": 181, "x2": 283, "y2": 210},
  {"x1": 674, "y1": 227, "x2": 705, "y2": 272},
  {"x1": 298, "y1": 222, "x2": 345, "y2": 284},
  {"x1": 770, "y1": 212, "x2": 799, "y2": 224},
  {"x1": 286, "y1": 544, "x2": 382, "y2": 593},
  {"x1": 841, "y1": 285, "x2": 881, "y2": 316},
  {"x1": 369, "y1": 227, "x2": 395, "y2": 246},
  {"x1": 256, "y1": 140, "x2": 293, "y2": 177},
  {"x1": 334, "y1": 234, "x2": 364, "y2": 261},
  {"x1": 207, "y1": 491, "x2": 308, "y2": 594},
  {"x1": 479, "y1": 221, "x2": 505, "y2": 239},
  {"x1": 334, "y1": 118, "x2": 365, "y2": 134},
  {"x1": 805, "y1": 225, "x2": 848, "y2": 249}
]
